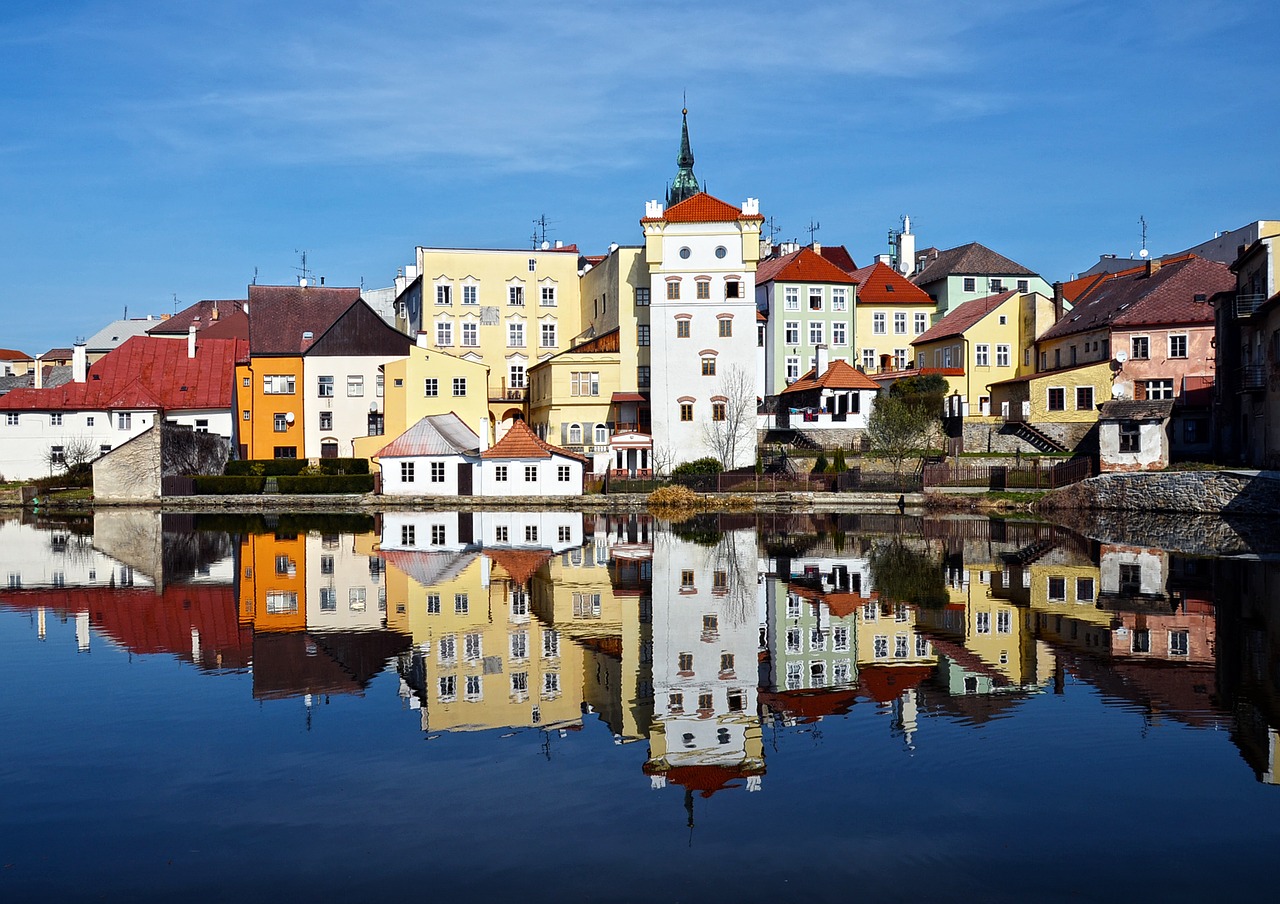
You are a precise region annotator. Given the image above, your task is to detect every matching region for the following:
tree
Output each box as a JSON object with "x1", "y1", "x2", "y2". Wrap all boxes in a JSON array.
[
  {"x1": 702, "y1": 365, "x2": 757, "y2": 469},
  {"x1": 866, "y1": 394, "x2": 939, "y2": 481},
  {"x1": 43, "y1": 435, "x2": 95, "y2": 475}
]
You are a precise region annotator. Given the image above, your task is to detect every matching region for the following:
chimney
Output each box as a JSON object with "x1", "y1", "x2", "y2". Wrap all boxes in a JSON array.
[
  {"x1": 188, "y1": 325, "x2": 197, "y2": 359},
  {"x1": 1052, "y1": 281, "x2": 1065, "y2": 322},
  {"x1": 477, "y1": 418, "x2": 489, "y2": 453},
  {"x1": 33, "y1": 355, "x2": 43, "y2": 390},
  {"x1": 211, "y1": 302, "x2": 219, "y2": 321},
  {"x1": 416, "y1": 331, "x2": 429, "y2": 349},
  {"x1": 1145, "y1": 258, "x2": 1162, "y2": 278},
  {"x1": 811, "y1": 242, "x2": 822, "y2": 255},
  {"x1": 815, "y1": 344, "x2": 830, "y2": 375},
  {"x1": 72, "y1": 341, "x2": 87, "y2": 384},
  {"x1": 897, "y1": 218, "x2": 916, "y2": 276}
]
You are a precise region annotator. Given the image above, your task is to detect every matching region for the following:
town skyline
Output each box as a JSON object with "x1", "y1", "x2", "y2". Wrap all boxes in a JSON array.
[{"x1": 4, "y1": 0, "x2": 1279, "y2": 354}]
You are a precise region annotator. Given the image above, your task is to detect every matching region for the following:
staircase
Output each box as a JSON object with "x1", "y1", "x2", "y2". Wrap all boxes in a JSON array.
[
  {"x1": 761, "y1": 428, "x2": 821, "y2": 452},
  {"x1": 1005, "y1": 421, "x2": 1068, "y2": 454}
]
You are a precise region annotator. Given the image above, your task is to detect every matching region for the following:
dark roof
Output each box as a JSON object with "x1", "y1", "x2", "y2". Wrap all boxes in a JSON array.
[
  {"x1": 148, "y1": 300, "x2": 248, "y2": 340},
  {"x1": 912, "y1": 291, "x2": 1016, "y2": 345},
  {"x1": 818, "y1": 245, "x2": 858, "y2": 274},
  {"x1": 247, "y1": 285, "x2": 363, "y2": 355},
  {"x1": 755, "y1": 247, "x2": 856, "y2": 286},
  {"x1": 42, "y1": 347, "x2": 73, "y2": 360},
  {"x1": 910, "y1": 242, "x2": 1037, "y2": 286},
  {"x1": 849, "y1": 261, "x2": 934, "y2": 305},
  {"x1": 1038, "y1": 256, "x2": 1232, "y2": 342},
  {"x1": 1099, "y1": 400, "x2": 1174, "y2": 421}
]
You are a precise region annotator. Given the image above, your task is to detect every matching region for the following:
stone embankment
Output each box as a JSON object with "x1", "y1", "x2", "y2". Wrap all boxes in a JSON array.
[{"x1": 1039, "y1": 470, "x2": 1280, "y2": 516}]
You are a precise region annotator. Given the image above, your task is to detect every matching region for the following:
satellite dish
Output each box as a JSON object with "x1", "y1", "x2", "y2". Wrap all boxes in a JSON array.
[
  {"x1": 1139, "y1": 248, "x2": 1149, "y2": 259},
  {"x1": 1115, "y1": 350, "x2": 1128, "y2": 364},
  {"x1": 1111, "y1": 384, "x2": 1126, "y2": 399},
  {"x1": 285, "y1": 412, "x2": 295, "y2": 424}
]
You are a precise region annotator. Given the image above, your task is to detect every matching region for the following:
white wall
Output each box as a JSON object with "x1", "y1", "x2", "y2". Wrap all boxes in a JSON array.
[
  {"x1": 0, "y1": 408, "x2": 157, "y2": 481},
  {"x1": 379, "y1": 453, "x2": 478, "y2": 496},
  {"x1": 479, "y1": 456, "x2": 583, "y2": 496},
  {"x1": 304, "y1": 356, "x2": 393, "y2": 458},
  {"x1": 305, "y1": 531, "x2": 386, "y2": 631}
]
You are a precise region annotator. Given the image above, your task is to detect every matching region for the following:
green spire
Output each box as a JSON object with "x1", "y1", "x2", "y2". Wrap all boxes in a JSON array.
[{"x1": 667, "y1": 106, "x2": 700, "y2": 207}]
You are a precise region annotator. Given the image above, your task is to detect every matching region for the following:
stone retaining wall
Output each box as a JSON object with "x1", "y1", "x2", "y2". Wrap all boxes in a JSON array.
[{"x1": 1039, "y1": 469, "x2": 1280, "y2": 516}]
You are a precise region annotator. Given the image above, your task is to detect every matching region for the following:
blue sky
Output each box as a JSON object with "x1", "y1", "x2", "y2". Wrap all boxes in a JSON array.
[{"x1": 2, "y1": 0, "x2": 1278, "y2": 354}]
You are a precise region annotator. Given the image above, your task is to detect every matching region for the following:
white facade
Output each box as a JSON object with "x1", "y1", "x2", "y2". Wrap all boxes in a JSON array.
[
  {"x1": 474, "y1": 511, "x2": 583, "y2": 552},
  {"x1": 0, "y1": 408, "x2": 161, "y2": 481},
  {"x1": 303, "y1": 355, "x2": 390, "y2": 458},
  {"x1": 478, "y1": 454, "x2": 583, "y2": 496},
  {"x1": 0, "y1": 519, "x2": 156, "y2": 591},
  {"x1": 644, "y1": 198, "x2": 762, "y2": 470},
  {"x1": 379, "y1": 452, "x2": 480, "y2": 496},
  {"x1": 305, "y1": 531, "x2": 387, "y2": 632}
]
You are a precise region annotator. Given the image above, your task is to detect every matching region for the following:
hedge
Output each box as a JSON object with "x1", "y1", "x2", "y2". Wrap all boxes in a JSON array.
[
  {"x1": 275, "y1": 474, "x2": 374, "y2": 494},
  {"x1": 193, "y1": 475, "x2": 267, "y2": 494},
  {"x1": 318, "y1": 458, "x2": 369, "y2": 475},
  {"x1": 225, "y1": 457, "x2": 370, "y2": 476}
]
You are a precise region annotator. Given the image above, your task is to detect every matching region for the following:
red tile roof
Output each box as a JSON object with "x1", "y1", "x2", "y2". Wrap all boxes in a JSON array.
[
  {"x1": 148, "y1": 299, "x2": 248, "y2": 340},
  {"x1": 818, "y1": 245, "x2": 858, "y2": 274},
  {"x1": 1038, "y1": 256, "x2": 1231, "y2": 342},
  {"x1": 858, "y1": 664, "x2": 933, "y2": 703},
  {"x1": 850, "y1": 261, "x2": 934, "y2": 305},
  {"x1": 247, "y1": 285, "x2": 362, "y2": 355},
  {"x1": 780, "y1": 359, "x2": 880, "y2": 396},
  {"x1": 486, "y1": 548, "x2": 555, "y2": 586},
  {"x1": 0, "y1": 335, "x2": 243, "y2": 412},
  {"x1": 755, "y1": 247, "x2": 856, "y2": 286},
  {"x1": 643, "y1": 192, "x2": 763, "y2": 224},
  {"x1": 912, "y1": 291, "x2": 1016, "y2": 345},
  {"x1": 0, "y1": 348, "x2": 30, "y2": 360},
  {"x1": 759, "y1": 687, "x2": 861, "y2": 723},
  {"x1": 482, "y1": 419, "x2": 587, "y2": 463}
]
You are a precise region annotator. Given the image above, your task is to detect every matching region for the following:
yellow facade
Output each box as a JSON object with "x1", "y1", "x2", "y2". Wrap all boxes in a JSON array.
[
  {"x1": 527, "y1": 343, "x2": 621, "y2": 456},
  {"x1": 237, "y1": 531, "x2": 308, "y2": 633},
  {"x1": 989, "y1": 361, "x2": 1114, "y2": 425},
  {"x1": 580, "y1": 246, "x2": 648, "y2": 386},
  {"x1": 854, "y1": 300, "x2": 936, "y2": 373},
  {"x1": 352, "y1": 345, "x2": 491, "y2": 469},
  {"x1": 852, "y1": 596, "x2": 940, "y2": 671},
  {"x1": 236, "y1": 358, "x2": 306, "y2": 459}
]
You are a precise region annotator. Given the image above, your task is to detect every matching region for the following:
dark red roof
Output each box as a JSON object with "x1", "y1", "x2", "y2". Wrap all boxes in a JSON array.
[
  {"x1": 1038, "y1": 256, "x2": 1231, "y2": 342},
  {"x1": 818, "y1": 245, "x2": 858, "y2": 274},
  {"x1": 849, "y1": 261, "x2": 934, "y2": 305},
  {"x1": 486, "y1": 548, "x2": 554, "y2": 586},
  {"x1": 482, "y1": 419, "x2": 587, "y2": 463},
  {"x1": 0, "y1": 335, "x2": 243, "y2": 412},
  {"x1": 147, "y1": 300, "x2": 246, "y2": 337},
  {"x1": 911, "y1": 242, "x2": 1038, "y2": 286},
  {"x1": 759, "y1": 687, "x2": 860, "y2": 722},
  {"x1": 912, "y1": 291, "x2": 1017, "y2": 345},
  {"x1": 858, "y1": 664, "x2": 933, "y2": 703},
  {"x1": 643, "y1": 192, "x2": 763, "y2": 224},
  {"x1": 247, "y1": 285, "x2": 363, "y2": 355},
  {"x1": 755, "y1": 247, "x2": 856, "y2": 286},
  {"x1": 781, "y1": 359, "x2": 880, "y2": 396}
]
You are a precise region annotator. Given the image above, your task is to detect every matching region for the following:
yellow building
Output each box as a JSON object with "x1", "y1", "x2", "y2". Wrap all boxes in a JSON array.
[
  {"x1": 526, "y1": 329, "x2": 628, "y2": 473},
  {"x1": 988, "y1": 360, "x2": 1114, "y2": 430},
  {"x1": 352, "y1": 340, "x2": 491, "y2": 470},
  {"x1": 849, "y1": 261, "x2": 937, "y2": 374}
]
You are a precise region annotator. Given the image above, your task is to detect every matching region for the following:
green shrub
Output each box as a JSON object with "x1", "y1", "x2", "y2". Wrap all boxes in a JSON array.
[
  {"x1": 672, "y1": 457, "x2": 724, "y2": 476},
  {"x1": 193, "y1": 475, "x2": 266, "y2": 494},
  {"x1": 814, "y1": 452, "x2": 829, "y2": 474},
  {"x1": 276, "y1": 474, "x2": 374, "y2": 494},
  {"x1": 831, "y1": 449, "x2": 847, "y2": 473},
  {"x1": 318, "y1": 457, "x2": 369, "y2": 475},
  {"x1": 225, "y1": 459, "x2": 308, "y2": 477}
]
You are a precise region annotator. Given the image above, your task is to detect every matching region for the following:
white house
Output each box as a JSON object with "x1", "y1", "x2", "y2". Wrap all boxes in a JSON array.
[
  {"x1": 373, "y1": 413, "x2": 483, "y2": 496},
  {"x1": 478, "y1": 419, "x2": 586, "y2": 496},
  {"x1": 768, "y1": 351, "x2": 880, "y2": 432},
  {"x1": 0, "y1": 334, "x2": 240, "y2": 481}
]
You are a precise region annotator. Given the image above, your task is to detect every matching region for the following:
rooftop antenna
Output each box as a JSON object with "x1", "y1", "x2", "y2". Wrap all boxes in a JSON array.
[
  {"x1": 172, "y1": 293, "x2": 180, "y2": 313},
  {"x1": 806, "y1": 220, "x2": 821, "y2": 244},
  {"x1": 765, "y1": 216, "x2": 782, "y2": 242},
  {"x1": 1138, "y1": 216, "x2": 1149, "y2": 259},
  {"x1": 252, "y1": 266, "x2": 258, "y2": 286},
  {"x1": 294, "y1": 249, "x2": 314, "y2": 287},
  {"x1": 532, "y1": 214, "x2": 553, "y2": 249}
]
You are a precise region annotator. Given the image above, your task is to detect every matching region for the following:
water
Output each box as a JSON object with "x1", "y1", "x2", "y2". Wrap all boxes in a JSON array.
[{"x1": 2, "y1": 509, "x2": 1279, "y2": 902}]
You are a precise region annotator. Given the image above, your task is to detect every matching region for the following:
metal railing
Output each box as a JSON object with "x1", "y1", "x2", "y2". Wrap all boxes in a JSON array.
[
  {"x1": 1236, "y1": 293, "x2": 1266, "y2": 318},
  {"x1": 1240, "y1": 365, "x2": 1266, "y2": 392}
]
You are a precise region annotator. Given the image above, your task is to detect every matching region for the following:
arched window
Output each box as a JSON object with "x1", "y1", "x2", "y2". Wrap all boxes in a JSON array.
[{"x1": 568, "y1": 424, "x2": 582, "y2": 445}]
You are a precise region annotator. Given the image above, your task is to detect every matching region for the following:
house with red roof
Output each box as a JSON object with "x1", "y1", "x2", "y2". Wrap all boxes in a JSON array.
[
  {"x1": 0, "y1": 347, "x2": 33, "y2": 377},
  {"x1": 770, "y1": 348, "x2": 880, "y2": 432},
  {"x1": 0, "y1": 334, "x2": 243, "y2": 480},
  {"x1": 479, "y1": 419, "x2": 586, "y2": 495},
  {"x1": 849, "y1": 260, "x2": 937, "y2": 374},
  {"x1": 910, "y1": 241, "x2": 1052, "y2": 317}
]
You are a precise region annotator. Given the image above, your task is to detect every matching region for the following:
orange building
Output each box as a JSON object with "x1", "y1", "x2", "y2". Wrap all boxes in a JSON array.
[{"x1": 238, "y1": 530, "x2": 308, "y2": 634}]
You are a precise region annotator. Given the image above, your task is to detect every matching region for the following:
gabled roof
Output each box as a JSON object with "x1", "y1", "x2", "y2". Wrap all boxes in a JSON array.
[
  {"x1": 486, "y1": 548, "x2": 555, "y2": 586},
  {"x1": 781, "y1": 359, "x2": 880, "y2": 395},
  {"x1": 912, "y1": 291, "x2": 1016, "y2": 345},
  {"x1": 42, "y1": 347, "x2": 73, "y2": 361},
  {"x1": 381, "y1": 549, "x2": 478, "y2": 588},
  {"x1": 482, "y1": 419, "x2": 587, "y2": 463},
  {"x1": 911, "y1": 242, "x2": 1037, "y2": 287},
  {"x1": 0, "y1": 335, "x2": 243, "y2": 412},
  {"x1": 1099, "y1": 399, "x2": 1174, "y2": 421},
  {"x1": 148, "y1": 300, "x2": 248, "y2": 340},
  {"x1": 849, "y1": 261, "x2": 934, "y2": 306},
  {"x1": 246, "y1": 285, "x2": 363, "y2": 355},
  {"x1": 1037, "y1": 256, "x2": 1231, "y2": 342},
  {"x1": 818, "y1": 245, "x2": 858, "y2": 274},
  {"x1": 0, "y1": 348, "x2": 30, "y2": 360},
  {"x1": 84, "y1": 318, "x2": 163, "y2": 352},
  {"x1": 374, "y1": 413, "x2": 480, "y2": 459},
  {"x1": 643, "y1": 191, "x2": 763, "y2": 224},
  {"x1": 987, "y1": 359, "x2": 1109, "y2": 387},
  {"x1": 755, "y1": 247, "x2": 855, "y2": 286},
  {"x1": 561, "y1": 328, "x2": 620, "y2": 355}
]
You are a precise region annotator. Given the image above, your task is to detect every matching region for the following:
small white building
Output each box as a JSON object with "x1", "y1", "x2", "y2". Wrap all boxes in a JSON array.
[
  {"x1": 768, "y1": 351, "x2": 879, "y2": 431},
  {"x1": 1098, "y1": 400, "x2": 1173, "y2": 472},
  {"x1": 479, "y1": 420, "x2": 586, "y2": 496},
  {"x1": 373, "y1": 413, "x2": 483, "y2": 496}
]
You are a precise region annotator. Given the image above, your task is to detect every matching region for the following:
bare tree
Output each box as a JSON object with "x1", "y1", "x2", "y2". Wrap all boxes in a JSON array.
[
  {"x1": 702, "y1": 365, "x2": 757, "y2": 469},
  {"x1": 43, "y1": 435, "x2": 95, "y2": 474}
]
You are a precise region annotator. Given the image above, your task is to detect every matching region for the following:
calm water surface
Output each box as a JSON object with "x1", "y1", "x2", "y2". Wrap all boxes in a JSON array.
[{"x1": 2, "y1": 509, "x2": 1279, "y2": 902}]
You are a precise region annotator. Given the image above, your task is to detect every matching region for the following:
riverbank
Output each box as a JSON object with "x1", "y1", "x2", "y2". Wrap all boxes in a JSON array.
[{"x1": 1038, "y1": 469, "x2": 1280, "y2": 515}]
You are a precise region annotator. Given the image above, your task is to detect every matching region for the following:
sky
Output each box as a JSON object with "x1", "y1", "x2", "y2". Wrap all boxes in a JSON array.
[{"x1": 2, "y1": 0, "x2": 1279, "y2": 355}]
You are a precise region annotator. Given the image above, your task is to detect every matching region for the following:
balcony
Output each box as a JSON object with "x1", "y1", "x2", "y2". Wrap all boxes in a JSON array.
[
  {"x1": 608, "y1": 422, "x2": 650, "y2": 435},
  {"x1": 1236, "y1": 293, "x2": 1266, "y2": 318},
  {"x1": 489, "y1": 379, "x2": 527, "y2": 403},
  {"x1": 1003, "y1": 403, "x2": 1031, "y2": 424},
  {"x1": 1239, "y1": 365, "x2": 1266, "y2": 393}
]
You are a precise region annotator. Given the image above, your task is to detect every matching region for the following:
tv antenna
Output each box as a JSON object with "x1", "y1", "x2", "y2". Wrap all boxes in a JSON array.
[
  {"x1": 294, "y1": 249, "x2": 314, "y2": 286},
  {"x1": 531, "y1": 214, "x2": 554, "y2": 249},
  {"x1": 806, "y1": 220, "x2": 821, "y2": 244},
  {"x1": 765, "y1": 216, "x2": 782, "y2": 242},
  {"x1": 172, "y1": 293, "x2": 181, "y2": 313},
  {"x1": 252, "y1": 266, "x2": 258, "y2": 286},
  {"x1": 1138, "y1": 216, "x2": 1149, "y2": 259}
]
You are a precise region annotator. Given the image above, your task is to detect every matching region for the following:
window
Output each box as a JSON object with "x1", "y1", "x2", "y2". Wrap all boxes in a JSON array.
[
  {"x1": 1131, "y1": 336, "x2": 1149, "y2": 359},
  {"x1": 436, "y1": 284, "x2": 451, "y2": 305},
  {"x1": 785, "y1": 357, "x2": 800, "y2": 382},
  {"x1": 318, "y1": 375, "x2": 334, "y2": 397},
  {"x1": 895, "y1": 634, "x2": 909, "y2": 658},
  {"x1": 460, "y1": 283, "x2": 477, "y2": 306},
  {"x1": 994, "y1": 344, "x2": 1009, "y2": 368},
  {"x1": 273, "y1": 413, "x2": 288, "y2": 432},
  {"x1": 428, "y1": 461, "x2": 445, "y2": 483},
  {"x1": 695, "y1": 279, "x2": 710, "y2": 300},
  {"x1": 347, "y1": 375, "x2": 364, "y2": 397},
  {"x1": 1119, "y1": 420, "x2": 1140, "y2": 452},
  {"x1": 348, "y1": 587, "x2": 366, "y2": 612},
  {"x1": 862, "y1": 349, "x2": 876, "y2": 370},
  {"x1": 1169, "y1": 630, "x2": 1189, "y2": 656},
  {"x1": 677, "y1": 652, "x2": 694, "y2": 673},
  {"x1": 319, "y1": 588, "x2": 337, "y2": 611},
  {"x1": 262, "y1": 375, "x2": 295, "y2": 394},
  {"x1": 963, "y1": 277, "x2": 976, "y2": 292},
  {"x1": 1076, "y1": 386, "x2": 1094, "y2": 411},
  {"x1": 509, "y1": 285, "x2": 525, "y2": 306},
  {"x1": 676, "y1": 319, "x2": 690, "y2": 339},
  {"x1": 570, "y1": 372, "x2": 600, "y2": 396},
  {"x1": 541, "y1": 285, "x2": 556, "y2": 307},
  {"x1": 49, "y1": 445, "x2": 65, "y2": 466},
  {"x1": 701, "y1": 356, "x2": 716, "y2": 376},
  {"x1": 990, "y1": 279, "x2": 1004, "y2": 292},
  {"x1": 720, "y1": 653, "x2": 735, "y2": 674},
  {"x1": 976, "y1": 611, "x2": 991, "y2": 634},
  {"x1": 712, "y1": 401, "x2": 726, "y2": 421},
  {"x1": 524, "y1": 465, "x2": 537, "y2": 483},
  {"x1": 452, "y1": 377, "x2": 467, "y2": 397},
  {"x1": 542, "y1": 629, "x2": 559, "y2": 658},
  {"x1": 718, "y1": 318, "x2": 732, "y2": 337},
  {"x1": 493, "y1": 464, "x2": 509, "y2": 482},
  {"x1": 1076, "y1": 577, "x2": 1095, "y2": 602},
  {"x1": 873, "y1": 312, "x2": 886, "y2": 334},
  {"x1": 528, "y1": 258, "x2": 537, "y2": 272},
  {"x1": 1168, "y1": 334, "x2": 1187, "y2": 358},
  {"x1": 461, "y1": 322, "x2": 478, "y2": 346},
  {"x1": 874, "y1": 635, "x2": 889, "y2": 659},
  {"x1": 557, "y1": 465, "x2": 571, "y2": 482},
  {"x1": 273, "y1": 446, "x2": 296, "y2": 458},
  {"x1": 400, "y1": 461, "x2": 415, "y2": 483},
  {"x1": 424, "y1": 377, "x2": 438, "y2": 397},
  {"x1": 436, "y1": 321, "x2": 453, "y2": 346},
  {"x1": 914, "y1": 312, "x2": 928, "y2": 334},
  {"x1": 266, "y1": 591, "x2": 298, "y2": 614},
  {"x1": 809, "y1": 322, "x2": 824, "y2": 345},
  {"x1": 541, "y1": 322, "x2": 557, "y2": 348},
  {"x1": 400, "y1": 524, "x2": 415, "y2": 545},
  {"x1": 636, "y1": 287, "x2": 650, "y2": 307},
  {"x1": 679, "y1": 402, "x2": 693, "y2": 422},
  {"x1": 975, "y1": 344, "x2": 989, "y2": 367},
  {"x1": 832, "y1": 322, "x2": 847, "y2": 346},
  {"x1": 832, "y1": 288, "x2": 847, "y2": 311},
  {"x1": 784, "y1": 321, "x2": 800, "y2": 344},
  {"x1": 1144, "y1": 379, "x2": 1174, "y2": 400},
  {"x1": 1048, "y1": 575, "x2": 1067, "y2": 601},
  {"x1": 894, "y1": 312, "x2": 907, "y2": 334},
  {"x1": 509, "y1": 363, "x2": 525, "y2": 389},
  {"x1": 425, "y1": 593, "x2": 441, "y2": 614},
  {"x1": 637, "y1": 325, "x2": 650, "y2": 346},
  {"x1": 666, "y1": 281, "x2": 680, "y2": 300},
  {"x1": 508, "y1": 321, "x2": 525, "y2": 347},
  {"x1": 1017, "y1": 279, "x2": 1029, "y2": 292},
  {"x1": 833, "y1": 626, "x2": 850, "y2": 652},
  {"x1": 784, "y1": 287, "x2": 800, "y2": 311},
  {"x1": 808, "y1": 288, "x2": 823, "y2": 311},
  {"x1": 86, "y1": 416, "x2": 94, "y2": 426},
  {"x1": 725, "y1": 280, "x2": 741, "y2": 299},
  {"x1": 894, "y1": 348, "x2": 909, "y2": 370},
  {"x1": 1047, "y1": 387, "x2": 1065, "y2": 411},
  {"x1": 637, "y1": 365, "x2": 650, "y2": 388},
  {"x1": 431, "y1": 524, "x2": 447, "y2": 545}
]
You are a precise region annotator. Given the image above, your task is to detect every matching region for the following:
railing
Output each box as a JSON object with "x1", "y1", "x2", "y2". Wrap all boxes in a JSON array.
[
  {"x1": 489, "y1": 380, "x2": 528, "y2": 402},
  {"x1": 609, "y1": 422, "x2": 647, "y2": 434},
  {"x1": 1236, "y1": 293, "x2": 1266, "y2": 318},
  {"x1": 1240, "y1": 365, "x2": 1266, "y2": 392},
  {"x1": 922, "y1": 457, "x2": 1094, "y2": 490},
  {"x1": 606, "y1": 470, "x2": 923, "y2": 495}
]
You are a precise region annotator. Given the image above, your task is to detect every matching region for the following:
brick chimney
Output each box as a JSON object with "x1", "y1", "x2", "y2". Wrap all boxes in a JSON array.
[
  {"x1": 1145, "y1": 258, "x2": 1162, "y2": 278},
  {"x1": 1052, "y1": 281, "x2": 1065, "y2": 322}
]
